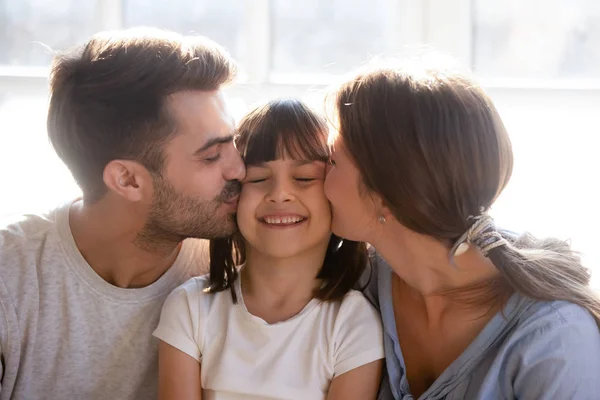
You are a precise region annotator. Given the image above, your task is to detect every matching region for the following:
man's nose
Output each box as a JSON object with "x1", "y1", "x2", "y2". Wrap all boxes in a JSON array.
[{"x1": 223, "y1": 142, "x2": 246, "y2": 182}]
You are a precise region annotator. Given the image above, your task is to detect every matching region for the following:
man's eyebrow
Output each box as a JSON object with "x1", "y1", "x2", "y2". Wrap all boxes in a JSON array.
[{"x1": 193, "y1": 135, "x2": 234, "y2": 155}]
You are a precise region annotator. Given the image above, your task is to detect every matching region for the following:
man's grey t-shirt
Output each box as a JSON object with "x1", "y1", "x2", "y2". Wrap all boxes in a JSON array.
[{"x1": 0, "y1": 201, "x2": 209, "y2": 400}]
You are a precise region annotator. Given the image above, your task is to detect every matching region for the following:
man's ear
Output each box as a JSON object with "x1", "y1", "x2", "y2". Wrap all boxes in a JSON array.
[{"x1": 103, "y1": 160, "x2": 153, "y2": 202}]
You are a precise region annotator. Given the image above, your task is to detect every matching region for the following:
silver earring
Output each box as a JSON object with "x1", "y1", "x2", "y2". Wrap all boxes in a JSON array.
[{"x1": 378, "y1": 215, "x2": 386, "y2": 224}]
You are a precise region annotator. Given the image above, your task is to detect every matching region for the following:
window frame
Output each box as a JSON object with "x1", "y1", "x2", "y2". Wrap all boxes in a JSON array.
[{"x1": 2, "y1": 0, "x2": 600, "y2": 91}]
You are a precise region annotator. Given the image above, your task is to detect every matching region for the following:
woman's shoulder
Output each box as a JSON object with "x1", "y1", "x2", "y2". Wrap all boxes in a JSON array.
[
  {"x1": 502, "y1": 297, "x2": 600, "y2": 370},
  {"x1": 496, "y1": 298, "x2": 600, "y2": 397},
  {"x1": 512, "y1": 297, "x2": 599, "y2": 339}
]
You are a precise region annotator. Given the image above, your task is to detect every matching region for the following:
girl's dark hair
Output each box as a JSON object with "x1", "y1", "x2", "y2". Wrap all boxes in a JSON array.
[
  {"x1": 207, "y1": 99, "x2": 368, "y2": 303},
  {"x1": 330, "y1": 61, "x2": 600, "y2": 324}
]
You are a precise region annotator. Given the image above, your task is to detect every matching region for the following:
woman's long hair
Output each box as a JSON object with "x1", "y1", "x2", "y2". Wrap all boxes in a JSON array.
[{"x1": 330, "y1": 61, "x2": 600, "y2": 323}]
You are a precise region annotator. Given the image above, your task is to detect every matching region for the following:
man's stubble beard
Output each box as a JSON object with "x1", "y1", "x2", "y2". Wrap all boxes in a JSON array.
[{"x1": 136, "y1": 174, "x2": 241, "y2": 253}]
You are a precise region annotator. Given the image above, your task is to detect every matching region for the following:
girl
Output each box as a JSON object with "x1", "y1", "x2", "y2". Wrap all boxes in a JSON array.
[{"x1": 154, "y1": 99, "x2": 384, "y2": 400}]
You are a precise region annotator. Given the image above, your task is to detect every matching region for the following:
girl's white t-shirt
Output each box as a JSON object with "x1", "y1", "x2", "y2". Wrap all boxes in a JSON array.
[{"x1": 153, "y1": 275, "x2": 384, "y2": 400}]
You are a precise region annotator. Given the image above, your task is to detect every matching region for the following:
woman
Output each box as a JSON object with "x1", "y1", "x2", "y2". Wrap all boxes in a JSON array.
[{"x1": 324, "y1": 61, "x2": 600, "y2": 399}]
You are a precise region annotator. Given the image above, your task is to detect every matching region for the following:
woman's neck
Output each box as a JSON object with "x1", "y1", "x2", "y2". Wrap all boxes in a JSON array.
[
  {"x1": 371, "y1": 221, "x2": 502, "y2": 319},
  {"x1": 239, "y1": 245, "x2": 327, "y2": 323}
]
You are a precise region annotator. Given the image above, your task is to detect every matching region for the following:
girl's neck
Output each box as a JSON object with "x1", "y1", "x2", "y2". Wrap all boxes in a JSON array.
[{"x1": 240, "y1": 245, "x2": 327, "y2": 324}]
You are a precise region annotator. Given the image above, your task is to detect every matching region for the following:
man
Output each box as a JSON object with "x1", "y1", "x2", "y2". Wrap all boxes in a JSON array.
[{"x1": 0, "y1": 28, "x2": 245, "y2": 399}]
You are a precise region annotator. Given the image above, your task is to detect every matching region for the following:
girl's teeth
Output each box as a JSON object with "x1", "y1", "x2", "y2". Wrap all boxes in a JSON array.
[{"x1": 265, "y1": 216, "x2": 302, "y2": 224}]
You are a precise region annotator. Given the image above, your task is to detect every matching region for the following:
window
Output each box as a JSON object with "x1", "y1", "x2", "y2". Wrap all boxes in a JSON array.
[
  {"x1": 472, "y1": 0, "x2": 600, "y2": 80},
  {"x1": 271, "y1": 0, "x2": 388, "y2": 77},
  {"x1": 0, "y1": 0, "x2": 96, "y2": 66},
  {"x1": 123, "y1": 0, "x2": 244, "y2": 59}
]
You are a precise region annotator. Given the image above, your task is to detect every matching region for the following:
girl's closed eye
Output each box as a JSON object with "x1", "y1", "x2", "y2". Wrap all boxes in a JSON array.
[
  {"x1": 244, "y1": 169, "x2": 270, "y2": 183},
  {"x1": 245, "y1": 176, "x2": 268, "y2": 183},
  {"x1": 294, "y1": 161, "x2": 326, "y2": 181},
  {"x1": 295, "y1": 177, "x2": 316, "y2": 182}
]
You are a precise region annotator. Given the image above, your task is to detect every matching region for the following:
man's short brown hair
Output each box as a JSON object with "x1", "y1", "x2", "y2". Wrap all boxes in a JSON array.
[{"x1": 47, "y1": 28, "x2": 238, "y2": 202}]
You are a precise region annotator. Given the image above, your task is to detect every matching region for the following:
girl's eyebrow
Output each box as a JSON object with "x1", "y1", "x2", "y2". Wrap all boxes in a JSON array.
[
  {"x1": 293, "y1": 160, "x2": 326, "y2": 166},
  {"x1": 246, "y1": 160, "x2": 323, "y2": 167},
  {"x1": 246, "y1": 162, "x2": 268, "y2": 168},
  {"x1": 293, "y1": 160, "x2": 314, "y2": 166}
]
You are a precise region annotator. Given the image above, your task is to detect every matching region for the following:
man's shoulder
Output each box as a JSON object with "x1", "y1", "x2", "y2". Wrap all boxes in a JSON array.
[
  {"x1": 0, "y1": 207, "x2": 67, "y2": 347},
  {"x1": 0, "y1": 205, "x2": 67, "y2": 295},
  {"x1": 0, "y1": 210, "x2": 58, "y2": 242},
  {"x1": 0, "y1": 206, "x2": 63, "y2": 256}
]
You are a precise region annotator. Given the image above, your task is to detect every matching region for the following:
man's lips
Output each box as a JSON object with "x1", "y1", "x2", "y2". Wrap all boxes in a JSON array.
[
  {"x1": 223, "y1": 194, "x2": 240, "y2": 205},
  {"x1": 222, "y1": 195, "x2": 239, "y2": 211}
]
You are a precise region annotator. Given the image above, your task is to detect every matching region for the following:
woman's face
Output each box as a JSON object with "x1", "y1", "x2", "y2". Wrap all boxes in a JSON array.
[{"x1": 324, "y1": 135, "x2": 380, "y2": 242}]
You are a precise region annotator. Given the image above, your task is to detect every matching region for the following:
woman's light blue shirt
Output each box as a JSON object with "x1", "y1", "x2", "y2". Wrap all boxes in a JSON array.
[{"x1": 362, "y1": 252, "x2": 600, "y2": 400}]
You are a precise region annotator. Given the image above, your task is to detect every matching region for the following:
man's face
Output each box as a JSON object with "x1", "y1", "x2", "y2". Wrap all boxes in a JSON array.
[{"x1": 140, "y1": 90, "x2": 246, "y2": 244}]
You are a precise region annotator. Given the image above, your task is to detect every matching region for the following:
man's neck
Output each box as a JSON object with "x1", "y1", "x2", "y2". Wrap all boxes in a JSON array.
[{"x1": 69, "y1": 199, "x2": 182, "y2": 288}]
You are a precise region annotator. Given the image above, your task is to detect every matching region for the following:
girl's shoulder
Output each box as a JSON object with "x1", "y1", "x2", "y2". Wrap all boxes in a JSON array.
[
  {"x1": 162, "y1": 274, "x2": 234, "y2": 321},
  {"x1": 338, "y1": 288, "x2": 375, "y2": 310},
  {"x1": 168, "y1": 274, "x2": 212, "y2": 301},
  {"x1": 330, "y1": 288, "x2": 383, "y2": 333},
  {"x1": 325, "y1": 288, "x2": 385, "y2": 375},
  {"x1": 154, "y1": 275, "x2": 235, "y2": 358}
]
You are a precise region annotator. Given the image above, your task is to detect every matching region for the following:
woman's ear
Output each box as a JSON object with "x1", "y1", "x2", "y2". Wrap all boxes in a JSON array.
[{"x1": 371, "y1": 192, "x2": 392, "y2": 224}]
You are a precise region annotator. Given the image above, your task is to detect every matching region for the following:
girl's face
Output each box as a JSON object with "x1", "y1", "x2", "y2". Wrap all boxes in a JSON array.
[{"x1": 237, "y1": 156, "x2": 331, "y2": 260}]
